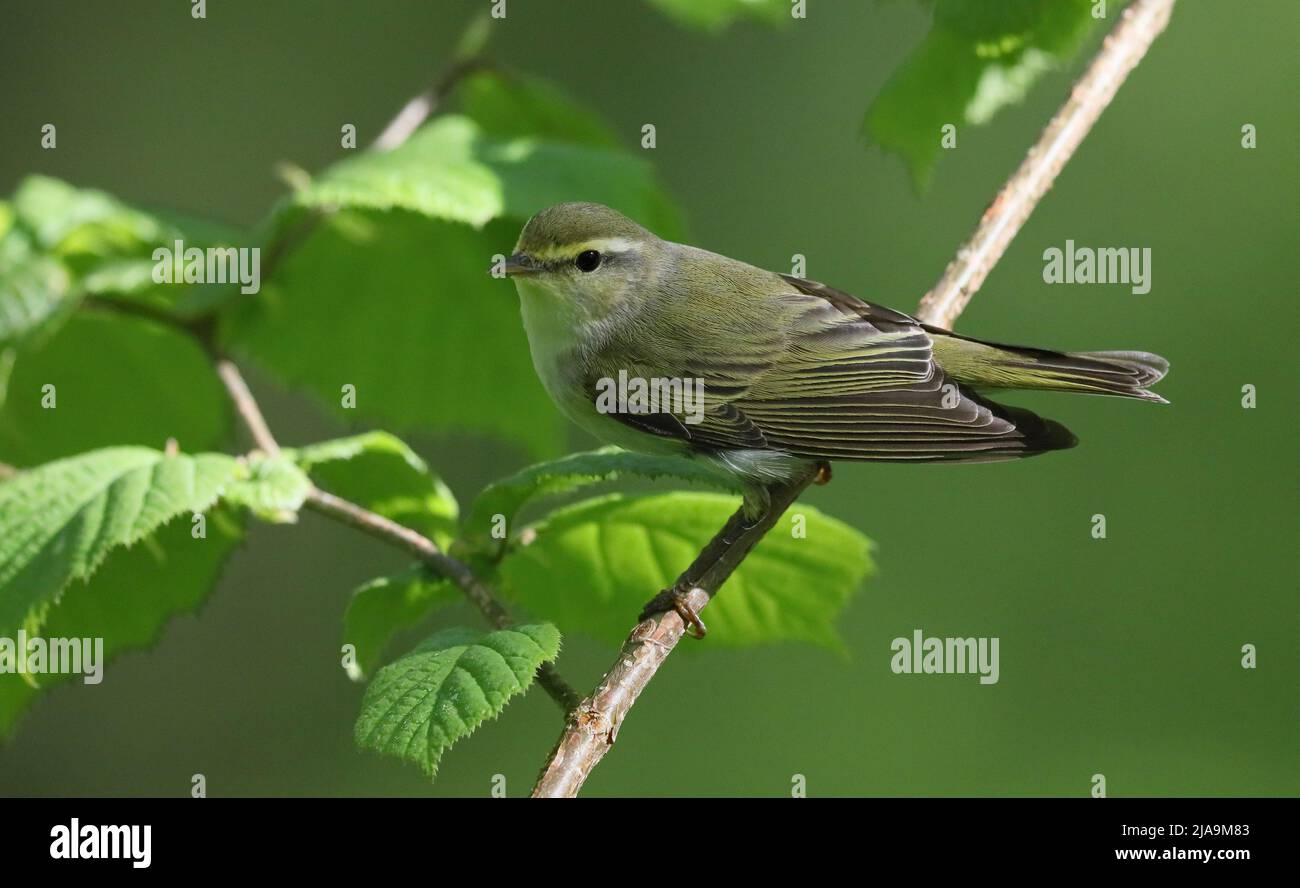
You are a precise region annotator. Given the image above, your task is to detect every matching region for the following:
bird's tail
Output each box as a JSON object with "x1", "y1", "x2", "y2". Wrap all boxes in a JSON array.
[{"x1": 930, "y1": 333, "x2": 1170, "y2": 404}]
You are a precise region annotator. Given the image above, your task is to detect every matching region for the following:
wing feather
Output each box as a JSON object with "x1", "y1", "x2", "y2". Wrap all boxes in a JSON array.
[{"x1": 583, "y1": 272, "x2": 1074, "y2": 461}]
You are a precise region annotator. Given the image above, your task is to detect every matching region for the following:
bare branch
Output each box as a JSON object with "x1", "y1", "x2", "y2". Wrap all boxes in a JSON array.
[
  {"x1": 213, "y1": 358, "x2": 580, "y2": 712},
  {"x1": 915, "y1": 0, "x2": 1176, "y2": 329},
  {"x1": 370, "y1": 59, "x2": 493, "y2": 152},
  {"x1": 215, "y1": 359, "x2": 281, "y2": 457},
  {"x1": 532, "y1": 0, "x2": 1177, "y2": 798}
]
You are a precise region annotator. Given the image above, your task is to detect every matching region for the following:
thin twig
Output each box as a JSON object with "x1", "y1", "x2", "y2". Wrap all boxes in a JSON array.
[
  {"x1": 916, "y1": 0, "x2": 1176, "y2": 329},
  {"x1": 531, "y1": 0, "x2": 1177, "y2": 798},
  {"x1": 215, "y1": 360, "x2": 281, "y2": 457},
  {"x1": 304, "y1": 488, "x2": 580, "y2": 711},
  {"x1": 214, "y1": 358, "x2": 580, "y2": 712},
  {"x1": 371, "y1": 59, "x2": 494, "y2": 151}
]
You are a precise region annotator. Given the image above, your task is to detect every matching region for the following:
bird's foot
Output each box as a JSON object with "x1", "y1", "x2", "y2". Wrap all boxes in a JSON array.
[
  {"x1": 639, "y1": 585, "x2": 708, "y2": 639},
  {"x1": 813, "y1": 460, "x2": 833, "y2": 485}
]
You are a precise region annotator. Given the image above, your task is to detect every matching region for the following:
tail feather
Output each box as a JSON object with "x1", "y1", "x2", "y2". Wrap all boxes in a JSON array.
[{"x1": 931, "y1": 335, "x2": 1170, "y2": 404}]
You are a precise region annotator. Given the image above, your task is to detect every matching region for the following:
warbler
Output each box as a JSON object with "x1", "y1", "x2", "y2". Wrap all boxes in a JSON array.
[{"x1": 504, "y1": 202, "x2": 1168, "y2": 629}]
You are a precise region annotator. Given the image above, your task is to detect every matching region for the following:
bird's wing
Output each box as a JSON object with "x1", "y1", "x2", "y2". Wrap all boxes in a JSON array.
[
  {"x1": 583, "y1": 275, "x2": 1071, "y2": 461},
  {"x1": 732, "y1": 276, "x2": 1071, "y2": 460}
]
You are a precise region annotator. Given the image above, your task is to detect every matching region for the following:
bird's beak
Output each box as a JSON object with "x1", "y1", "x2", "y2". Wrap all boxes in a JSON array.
[{"x1": 503, "y1": 253, "x2": 540, "y2": 277}]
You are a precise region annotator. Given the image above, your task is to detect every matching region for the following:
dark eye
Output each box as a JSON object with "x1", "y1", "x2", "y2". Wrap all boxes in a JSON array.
[{"x1": 575, "y1": 250, "x2": 601, "y2": 272}]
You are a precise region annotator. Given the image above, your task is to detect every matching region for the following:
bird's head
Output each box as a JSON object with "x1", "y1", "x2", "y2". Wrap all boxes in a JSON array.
[{"x1": 505, "y1": 202, "x2": 665, "y2": 323}]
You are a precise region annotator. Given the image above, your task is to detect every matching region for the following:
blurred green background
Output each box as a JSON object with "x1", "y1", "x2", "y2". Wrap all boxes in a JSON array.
[{"x1": 1, "y1": 0, "x2": 1296, "y2": 796}]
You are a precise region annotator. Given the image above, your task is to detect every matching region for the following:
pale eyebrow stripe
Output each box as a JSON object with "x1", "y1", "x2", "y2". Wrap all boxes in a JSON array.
[{"x1": 532, "y1": 237, "x2": 643, "y2": 261}]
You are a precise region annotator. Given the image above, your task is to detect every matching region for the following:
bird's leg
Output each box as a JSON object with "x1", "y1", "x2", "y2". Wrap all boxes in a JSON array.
[
  {"x1": 639, "y1": 586, "x2": 709, "y2": 638},
  {"x1": 813, "y1": 460, "x2": 832, "y2": 485},
  {"x1": 638, "y1": 482, "x2": 780, "y2": 639}
]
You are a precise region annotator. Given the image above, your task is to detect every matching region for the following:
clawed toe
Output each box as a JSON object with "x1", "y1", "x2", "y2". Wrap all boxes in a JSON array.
[{"x1": 639, "y1": 586, "x2": 708, "y2": 639}]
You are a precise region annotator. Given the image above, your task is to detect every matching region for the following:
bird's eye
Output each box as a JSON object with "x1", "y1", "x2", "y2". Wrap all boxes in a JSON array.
[{"x1": 575, "y1": 250, "x2": 602, "y2": 272}]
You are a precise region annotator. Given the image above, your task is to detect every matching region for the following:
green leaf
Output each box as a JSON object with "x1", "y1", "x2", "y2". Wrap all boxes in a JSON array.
[
  {"x1": 289, "y1": 431, "x2": 459, "y2": 544},
  {"x1": 864, "y1": 0, "x2": 1098, "y2": 190},
  {"x1": 646, "y1": 0, "x2": 790, "y2": 32},
  {"x1": 498, "y1": 492, "x2": 872, "y2": 649},
  {"x1": 354, "y1": 623, "x2": 561, "y2": 777},
  {"x1": 464, "y1": 446, "x2": 741, "y2": 551},
  {"x1": 0, "y1": 507, "x2": 243, "y2": 738},
  {"x1": 0, "y1": 311, "x2": 230, "y2": 466},
  {"x1": 13, "y1": 174, "x2": 172, "y2": 257},
  {"x1": 287, "y1": 114, "x2": 680, "y2": 234},
  {"x1": 221, "y1": 453, "x2": 312, "y2": 523},
  {"x1": 224, "y1": 210, "x2": 565, "y2": 458},
  {"x1": 0, "y1": 447, "x2": 239, "y2": 637},
  {"x1": 8, "y1": 175, "x2": 247, "y2": 319},
  {"x1": 0, "y1": 226, "x2": 76, "y2": 350},
  {"x1": 342, "y1": 568, "x2": 458, "y2": 681},
  {"x1": 293, "y1": 116, "x2": 501, "y2": 226}
]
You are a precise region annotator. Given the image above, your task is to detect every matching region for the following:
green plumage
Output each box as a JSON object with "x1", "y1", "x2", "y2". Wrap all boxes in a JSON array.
[{"x1": 508, "y1": 203, "x2": 1169, "y2": 484}]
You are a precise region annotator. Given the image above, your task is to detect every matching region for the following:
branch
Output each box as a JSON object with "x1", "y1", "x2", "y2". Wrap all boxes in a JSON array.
[
  {"x1": 531, "y1": 0, "x2": 1177, "y2": 797},
  {"x1": 215, "y1": 360, "x2": 281, "y2": 457},
  {"x1": 532, "y1": 468, "x2": 818, "y2": 797},
  {"x1": 214, "y1": 358, "x2": 580, "y2": 712},
  {"x1": 371, "y1": 58, "x2": 494, "y2": 151},
  {"x1": 916, "y1": 0, "x2": 1176, "y2": 328},
  {"x1": 304, "y1": 488, "x2": 580, "y2": 711}
]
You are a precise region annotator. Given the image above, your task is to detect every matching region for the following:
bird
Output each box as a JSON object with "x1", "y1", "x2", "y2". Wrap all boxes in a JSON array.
[{"x1": 504, "y1": 202, "x2": 1168, "y2": 633}]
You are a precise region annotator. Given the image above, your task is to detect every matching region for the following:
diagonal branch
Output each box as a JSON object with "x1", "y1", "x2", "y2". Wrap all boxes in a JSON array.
[
  {"x1": 531, "y1": 0, "x2": 1177, "y2": 798},
  {"x1": 916, "y1": 0, "x2": 1176, "y2": 328},
  {"x1": 215, "y1": 358, "x2": 580, "y2": 712}
]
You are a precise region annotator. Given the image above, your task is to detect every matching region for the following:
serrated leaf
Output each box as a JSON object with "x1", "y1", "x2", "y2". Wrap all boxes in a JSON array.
[
  {"x1": 0, "y1": 447, "x2": 239, "y2": 636},
  {"x1": 354, "y1": 623, "x2": 561, "y2": 777},
  {"x1": 0, "y1": 507, "x2": 243, "y2": 738},
  {"x1": 0, "y1": 227, "x2": 77, "y2": 351},
  {"x1": 8, "y1": 175, "x2": 248, "y2": 319},
  {"x1": 0, "y1": 311, "x2": 229, "y2": 465},
  {"x1": 221, "y1": 453, "x2": 312, "y2": 523},
  {"x1": 498, "y1": 492, "x2": 872, "y2": 650},
  {"x1": 13, "y1": 175, "x2": 172, "y2": 256},
  {"x1": 464, "y1": 446, "x2": 740, "y2": 551},
  {"x1": 287, "y1": 114, "x2": 680, "y2": 235},
  {"x1": 295, "y1": 116, "x2": 502, "y2": 226},
  {"x1": 647, "y1": 0, "x2": 791, "y2": 32},
  {"x1": 289, "y1": 431, "x2": 459, "y2": 544},
  {"x1": 864, "y1": 0, "x2": 1098, "y2": 190},
  {"x1": 343, "y1": 568, "x2": 458, "y2": 681}
]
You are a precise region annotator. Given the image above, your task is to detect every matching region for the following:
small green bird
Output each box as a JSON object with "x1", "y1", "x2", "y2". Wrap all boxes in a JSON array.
[{"x1": 505, "y1": 202, "x2": 1168, "y2": 627}]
